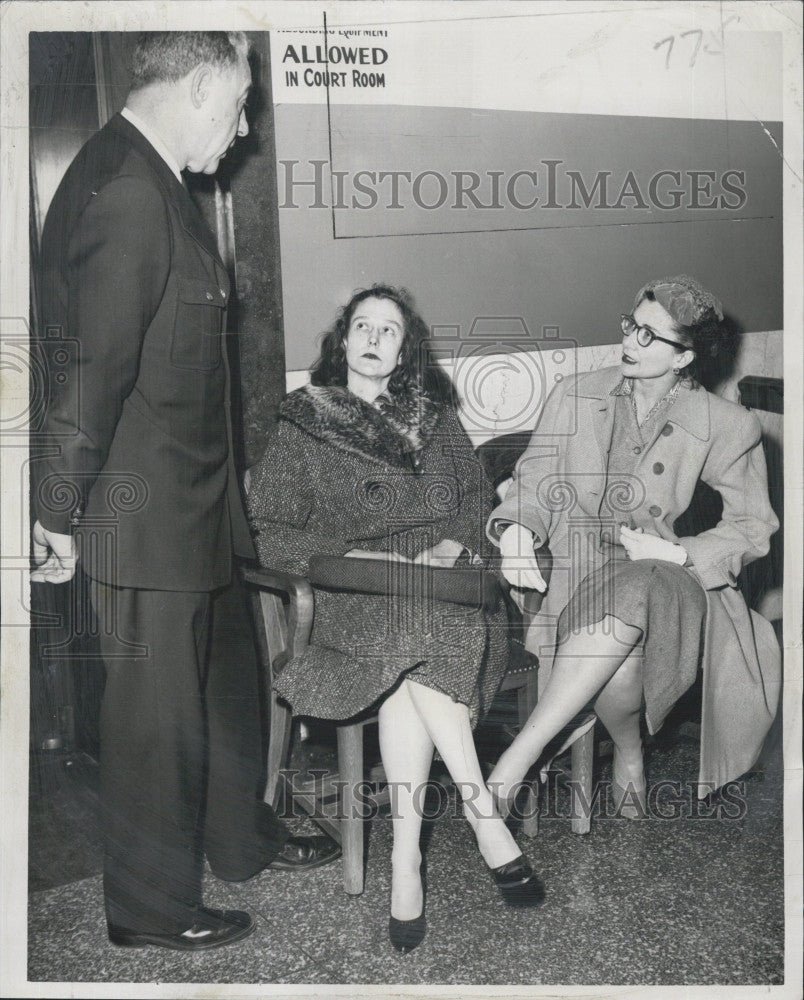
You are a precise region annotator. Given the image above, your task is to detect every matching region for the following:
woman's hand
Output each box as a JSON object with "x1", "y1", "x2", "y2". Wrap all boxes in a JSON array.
[
  {"x1": 499, "y1": 523, "x2": 547, "y2": 593},
  {"x1": 413, "y1": 538, "x2": 466, "y2": 568},
  {"x1": 620, "y1": 526, "x2": 687, "y2": 565}
]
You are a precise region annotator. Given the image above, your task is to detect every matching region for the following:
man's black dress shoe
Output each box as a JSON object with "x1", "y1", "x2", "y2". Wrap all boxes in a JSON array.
[
  {"x1": 267, "y1": 834, "x2": 342, "y2": 871},
  {"x1": 108, "y1": 906, "x2": 254, "y2": 951},
  {"x1": 490, "y1": 855, "x2": 546, "y2": 908}
]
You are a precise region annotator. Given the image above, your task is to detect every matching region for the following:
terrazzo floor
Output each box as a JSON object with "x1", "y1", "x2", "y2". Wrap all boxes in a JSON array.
[{"x1": 25, "y1": 715, "x2": 786, "y2": 990}]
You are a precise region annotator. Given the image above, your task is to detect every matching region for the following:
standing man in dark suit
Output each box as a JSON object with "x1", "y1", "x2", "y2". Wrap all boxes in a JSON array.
[{"x1": 31, "y1": 32, "x2": 338, "y2": 951}]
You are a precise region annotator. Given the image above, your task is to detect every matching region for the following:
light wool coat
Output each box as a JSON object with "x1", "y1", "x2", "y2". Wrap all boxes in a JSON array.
[{"x1": 488, "y1": 366, "x2": 780, "y2": 792}]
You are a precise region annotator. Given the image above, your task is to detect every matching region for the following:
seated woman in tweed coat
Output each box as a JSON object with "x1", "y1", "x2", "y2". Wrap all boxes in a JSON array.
[
  {"x1": 486, "y1": 275, "x2": 780, "y2": 818},
  {"x1": 247, "y1": 285, "x2": 543, "y2": 954}
]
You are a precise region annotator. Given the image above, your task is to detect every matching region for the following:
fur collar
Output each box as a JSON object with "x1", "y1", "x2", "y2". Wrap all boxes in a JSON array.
[{"x1": 279, "y1": 383, "x2": 445, "y2": 469}]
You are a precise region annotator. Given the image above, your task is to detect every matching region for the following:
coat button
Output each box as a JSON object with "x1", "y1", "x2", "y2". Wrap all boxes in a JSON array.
[
  {"x1": 653, "y1": 462, "x2": 664, "y2": 474},
  {"x1": 633, "y1": 446, "x2": 642, "y2": 454},
  {"x1": 648, "y1": 504, "x2": 662, "y2": 517},
  {"x1": 206, "y1": 291, "x2": 214, "y2": 301},
  {"x1": 661, "y1": 424, "x2": 673, "y2": 436}
]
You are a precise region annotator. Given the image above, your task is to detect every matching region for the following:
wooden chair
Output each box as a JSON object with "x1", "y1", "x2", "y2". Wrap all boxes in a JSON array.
[{"x1": 240, "y1": 558, "x2": 542, "y2": 894}]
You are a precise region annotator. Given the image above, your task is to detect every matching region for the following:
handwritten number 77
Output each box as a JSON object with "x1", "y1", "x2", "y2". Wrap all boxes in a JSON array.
[{"x1": 654, "y1": 17, "x2": 740, "y2": 70}]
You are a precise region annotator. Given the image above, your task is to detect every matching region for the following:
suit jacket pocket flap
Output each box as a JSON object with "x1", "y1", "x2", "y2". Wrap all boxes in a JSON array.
[
  {"x1": 178, "y1": 277, "x2": 227, "y2": 307},
  {"x1": 171, "y1": 278, "x2": 226, "y2": 371}
]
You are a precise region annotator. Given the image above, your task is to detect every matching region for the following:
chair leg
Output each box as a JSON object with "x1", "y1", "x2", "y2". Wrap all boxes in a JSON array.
[
  {"x1": 336, "y1": 722, "x2": 365, "y2": 895},
  {"x1": 570, "y1": 727, "x2": 595, "y2": 835},
  {"x1": 521, "y1": 784, "x2": 540, "y2": 838},
  {"x1": 264, "y1": 696, "x2": 292, "y2": 809}
]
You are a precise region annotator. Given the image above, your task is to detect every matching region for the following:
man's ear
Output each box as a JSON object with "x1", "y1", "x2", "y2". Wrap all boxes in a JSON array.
[{"x1": 189, "y1": 64, "x2": 213, "y2": 109}]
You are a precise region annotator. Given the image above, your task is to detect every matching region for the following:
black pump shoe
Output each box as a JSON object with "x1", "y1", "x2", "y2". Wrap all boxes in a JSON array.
[
  {"x1": 389, "y1": 911, "x2": 426, "y2": 953},
  {"x1": 389, "y1": 858, "x2": 427, "y2": 953},
  {"x1": 490, "y1": 855, "x2": 546, "y2": 908}
]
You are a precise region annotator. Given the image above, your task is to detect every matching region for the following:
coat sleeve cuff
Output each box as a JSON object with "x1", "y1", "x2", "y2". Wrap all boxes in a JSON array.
[
  {"x1": 34, "y1": 509, "x2": 75, "y2": 536},
  {"x1": 677, "y1": 536, "x2": 735, "y2": 589},
  {"x1": 486, "y1": 513, "x2": 546, "y2": 548}
]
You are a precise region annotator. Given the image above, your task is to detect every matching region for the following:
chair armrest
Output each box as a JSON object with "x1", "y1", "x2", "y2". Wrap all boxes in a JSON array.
[
  {"x1": 239, "y1": 564, "x2": 314, "y2": 662},
  {"x1": 307, "y1": 555, "x2": 500, "y2": 610},
  {"x1": 241, "y1": 564, "x2": 312, "y2": 602}
]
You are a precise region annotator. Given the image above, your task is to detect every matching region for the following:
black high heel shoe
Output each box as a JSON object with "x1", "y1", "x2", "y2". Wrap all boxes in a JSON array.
[
  {"x1": 489, "y1": 855, "x2": 545, "y2": 908},
  {"x1": 389, "y1": 863, "x2": 427, "y2": 954},
  {"x1": 388, "y1": 910, "x2": 426, "y2": 953}
]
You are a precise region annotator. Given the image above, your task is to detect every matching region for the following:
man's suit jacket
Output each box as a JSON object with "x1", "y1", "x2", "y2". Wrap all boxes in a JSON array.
[{"x1": 35, "y1": 113, "x2": 253, "y2": 591}]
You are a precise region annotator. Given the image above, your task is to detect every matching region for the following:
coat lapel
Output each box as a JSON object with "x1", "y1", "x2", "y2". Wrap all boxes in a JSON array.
[
  {"x1": 108, "y1": 113, "x2": 223, "y2": 265},
  {"x1": 571, "y1": 369, "x2": 618, "y2": 465},
  {"x1": 572, "y1": 367, "x2": 712, "y2": 454},
  {"x1": 665, "y1": 382, "x2": 711, "y2": 441},
  {"x1": 177, "y1": 185, "x2": 225, "y2": 265},
  {"x1": 591, "y1": 393, "x2": 616, "y2": 462}
]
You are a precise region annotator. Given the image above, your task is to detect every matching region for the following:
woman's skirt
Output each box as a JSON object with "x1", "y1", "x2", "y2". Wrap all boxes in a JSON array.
[
  {"x1": 556, "y1": 556, "x2": 707, "y2": 733},
  {"x1": 272, "y1": 587, "x2": 511, "y2": 727}
]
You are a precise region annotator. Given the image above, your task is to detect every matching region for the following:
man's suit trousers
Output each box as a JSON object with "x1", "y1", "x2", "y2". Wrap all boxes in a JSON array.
[{"x1": 91, "y1": 582, "x2": 288, "y2": 933}]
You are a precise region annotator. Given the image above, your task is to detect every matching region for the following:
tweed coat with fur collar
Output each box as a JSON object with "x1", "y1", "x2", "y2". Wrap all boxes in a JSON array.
[{"x1": 247, "y1": 382, "x2": 509, "y2": 724}]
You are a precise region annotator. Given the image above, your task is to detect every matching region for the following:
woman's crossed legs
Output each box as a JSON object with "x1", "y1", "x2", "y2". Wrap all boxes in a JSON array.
[
  {"x1": 378, "y1": 678, "x2": 521, "y2": 921},
  {"x1": 488, "y1": 615, "x2": 645, "y2": 804}
]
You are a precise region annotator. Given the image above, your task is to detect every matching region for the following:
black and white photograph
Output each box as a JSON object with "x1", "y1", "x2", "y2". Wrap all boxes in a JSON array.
[{"x1": 1, "y1": 2, "x2": 802, "y2": 996}]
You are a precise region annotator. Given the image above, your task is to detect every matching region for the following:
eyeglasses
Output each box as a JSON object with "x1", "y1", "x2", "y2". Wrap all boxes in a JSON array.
[{"x1": 620, "y1": 314, "x2": 688, "y2": 350}]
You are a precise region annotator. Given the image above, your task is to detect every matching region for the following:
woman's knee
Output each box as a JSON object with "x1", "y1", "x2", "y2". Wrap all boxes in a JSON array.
[
  {"x1": 599, "y1": 654, "x2": 643, "y2": 705},
  {"x1": 406, "y1": 678, "x2": 466, "y2": 714},
  {"x1": 560, "y1": 615, "x2": 642, "y2": 659}
]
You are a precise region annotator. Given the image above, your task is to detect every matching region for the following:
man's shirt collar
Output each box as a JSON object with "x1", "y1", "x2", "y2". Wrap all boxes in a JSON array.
[{"x1": 120, "y1": 107, "x2": 184, "y2": 185}]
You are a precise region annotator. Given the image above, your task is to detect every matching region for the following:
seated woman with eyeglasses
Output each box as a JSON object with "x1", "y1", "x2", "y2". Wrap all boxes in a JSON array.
[{"x1": 486, "y1": 275, "x2": 780, "y2": 816}]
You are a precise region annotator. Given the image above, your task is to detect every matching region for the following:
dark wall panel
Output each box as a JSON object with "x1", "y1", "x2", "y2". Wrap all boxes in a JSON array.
[{"x1": 275, "y1": 104, "x2": 783, "y2": 371}]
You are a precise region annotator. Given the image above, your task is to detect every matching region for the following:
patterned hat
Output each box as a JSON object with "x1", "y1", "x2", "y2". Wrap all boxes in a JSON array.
[{"x1": 635, "y1": 275, "x2": 724, "y2": 327}]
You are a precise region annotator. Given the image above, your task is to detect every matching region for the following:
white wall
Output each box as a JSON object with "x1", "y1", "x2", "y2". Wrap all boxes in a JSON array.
[{"x1": 285, "y1": 330, "x2": 783, "y2": 445}]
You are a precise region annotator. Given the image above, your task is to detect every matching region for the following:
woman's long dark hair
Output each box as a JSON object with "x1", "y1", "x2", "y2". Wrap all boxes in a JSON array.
[{"x1": 310, "y1": 284, "x2": 456, "y2": 404}]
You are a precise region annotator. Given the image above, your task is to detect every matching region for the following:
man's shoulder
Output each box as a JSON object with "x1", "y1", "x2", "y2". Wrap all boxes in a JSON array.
[{"x1": 47, "y1": 119, "x2": 168, "y2": 229}]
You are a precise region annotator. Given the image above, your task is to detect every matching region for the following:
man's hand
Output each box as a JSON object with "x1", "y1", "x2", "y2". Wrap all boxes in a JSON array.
[
  {"x1": 31, "y1": 520, "x2": 78, "y2": 584},
  {"x1": 620, "y1": 525, "x2": 687, "y2": 565},
  {"x1": 499, "y1": 523, "x2": 547, "y2": 592}
]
